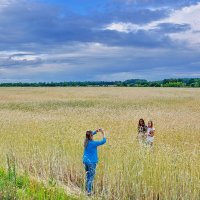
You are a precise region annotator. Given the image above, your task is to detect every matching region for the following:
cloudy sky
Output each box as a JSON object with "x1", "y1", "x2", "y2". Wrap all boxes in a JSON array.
[{"x1": 0, "y1": 0, "x2": 200, "y2": 82}]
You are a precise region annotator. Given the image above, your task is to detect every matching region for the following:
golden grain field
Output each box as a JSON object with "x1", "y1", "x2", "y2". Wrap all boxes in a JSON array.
[{"x1": 0, "y1": 87, "x2": 199, "y2": 200}]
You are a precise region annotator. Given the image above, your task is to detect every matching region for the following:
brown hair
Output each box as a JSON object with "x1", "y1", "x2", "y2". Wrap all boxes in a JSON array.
[
  {"x1": 148, "y1": 120, "x2": 153, "y2": 128},
  {"x1": 138, "y1": 118, "x2": 145, "y2": 127},
  {"x1": 84, "y1": 130, "x2": 93, "y2": 148}
]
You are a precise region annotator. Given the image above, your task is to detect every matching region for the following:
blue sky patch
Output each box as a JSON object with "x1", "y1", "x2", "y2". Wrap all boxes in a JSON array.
[{"x1": 0, "y1": 0, "x2": 200, "y2": 82}]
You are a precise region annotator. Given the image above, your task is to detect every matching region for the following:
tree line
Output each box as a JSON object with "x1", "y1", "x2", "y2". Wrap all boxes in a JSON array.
[{"x1": 0, "y1": 78, "x2": 200, "y2": 87}]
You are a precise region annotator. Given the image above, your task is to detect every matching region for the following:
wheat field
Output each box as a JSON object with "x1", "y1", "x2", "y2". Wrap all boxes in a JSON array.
[{"x1": 0, "y1": 87, "x2": 199, "y2": 200}]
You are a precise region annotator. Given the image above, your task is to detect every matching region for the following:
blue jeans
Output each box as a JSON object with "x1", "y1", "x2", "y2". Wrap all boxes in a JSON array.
[{"x1": 84, "y1": 163, "x2": 97, "y2": 194}]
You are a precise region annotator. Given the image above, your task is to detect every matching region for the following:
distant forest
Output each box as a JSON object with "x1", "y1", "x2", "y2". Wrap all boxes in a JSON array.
[{"x1": 0, "y1": 78, "x2": 200, "y2": 87}]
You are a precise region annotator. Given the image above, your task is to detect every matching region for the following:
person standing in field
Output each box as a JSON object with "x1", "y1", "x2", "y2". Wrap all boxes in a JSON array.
[
  {"x1": 137, "y1": 119, "x2": 147, "y2": 144},
  {"x1": 146, "y1": 121, "x2": 155, "y2": 146},
  {"x1": 83, "y1": 128, "x2": 106, "y2": 196}
]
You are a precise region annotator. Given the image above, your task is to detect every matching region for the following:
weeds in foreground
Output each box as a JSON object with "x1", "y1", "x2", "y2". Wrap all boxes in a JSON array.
[{"x1": 0, "y1": 154, "x2": 77, "y2": 200}]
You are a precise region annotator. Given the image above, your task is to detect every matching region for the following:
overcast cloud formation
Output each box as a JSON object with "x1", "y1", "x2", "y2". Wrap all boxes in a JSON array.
[{"x1": 0, "y1": 0, "x2": 200, "y2": 82}]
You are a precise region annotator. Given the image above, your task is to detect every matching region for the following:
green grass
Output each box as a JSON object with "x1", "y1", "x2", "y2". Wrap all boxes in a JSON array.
[{"x1": 0, "y1": 164, "x2": 77, "y2": 200}]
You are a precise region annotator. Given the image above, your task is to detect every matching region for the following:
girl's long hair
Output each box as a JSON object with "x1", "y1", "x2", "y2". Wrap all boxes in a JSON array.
[
  {"x1": 138, "y1": 118, "x2": 145, "y2": 127},
  {"x1": 148, "y1": 120, "x2": 153, "y2": 128},
  {"x1": 84, "y1": 130, "x2": 93, "y2": 149}
]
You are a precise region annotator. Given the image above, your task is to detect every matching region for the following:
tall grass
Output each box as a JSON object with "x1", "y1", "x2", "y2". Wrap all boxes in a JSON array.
[
  {"x1": 0, "y1": 154, "x2": 77, "y2": 199},
  {"x1": 0, "y1": 87, "x2": 199, "y2": 199}
]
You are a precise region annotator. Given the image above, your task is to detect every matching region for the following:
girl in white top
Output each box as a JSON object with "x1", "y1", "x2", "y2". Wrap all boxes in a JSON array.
[{"x1": 146, "y1": 120, "x2": 155, "y2": 146}]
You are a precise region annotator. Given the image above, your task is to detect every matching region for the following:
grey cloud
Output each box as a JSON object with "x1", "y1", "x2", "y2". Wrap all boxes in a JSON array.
[
  {"x1": 0, "y1": 0, "x2": 200, "y2": 82},
  {"x1": 157, "y1": 23, "x2": 191, "y2": 33},
  {"x1": 0, "y1": 0, "x2": 176, "y2": 49}
]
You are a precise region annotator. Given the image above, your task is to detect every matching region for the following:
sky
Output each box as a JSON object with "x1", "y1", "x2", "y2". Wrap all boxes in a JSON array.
[{"x1": 0, "y1": 0, "x2": 200, "y2": 82}]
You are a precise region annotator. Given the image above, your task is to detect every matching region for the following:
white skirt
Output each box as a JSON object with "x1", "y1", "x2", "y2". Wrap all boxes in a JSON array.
[{"x1": 146, "y1": 136, "x2": 154, "y2": 143}]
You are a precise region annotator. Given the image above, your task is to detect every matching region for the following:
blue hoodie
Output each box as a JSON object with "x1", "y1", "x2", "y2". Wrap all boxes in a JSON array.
[{"x1": 83, "y1": 131, "x2": 106, "y2": 164}]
